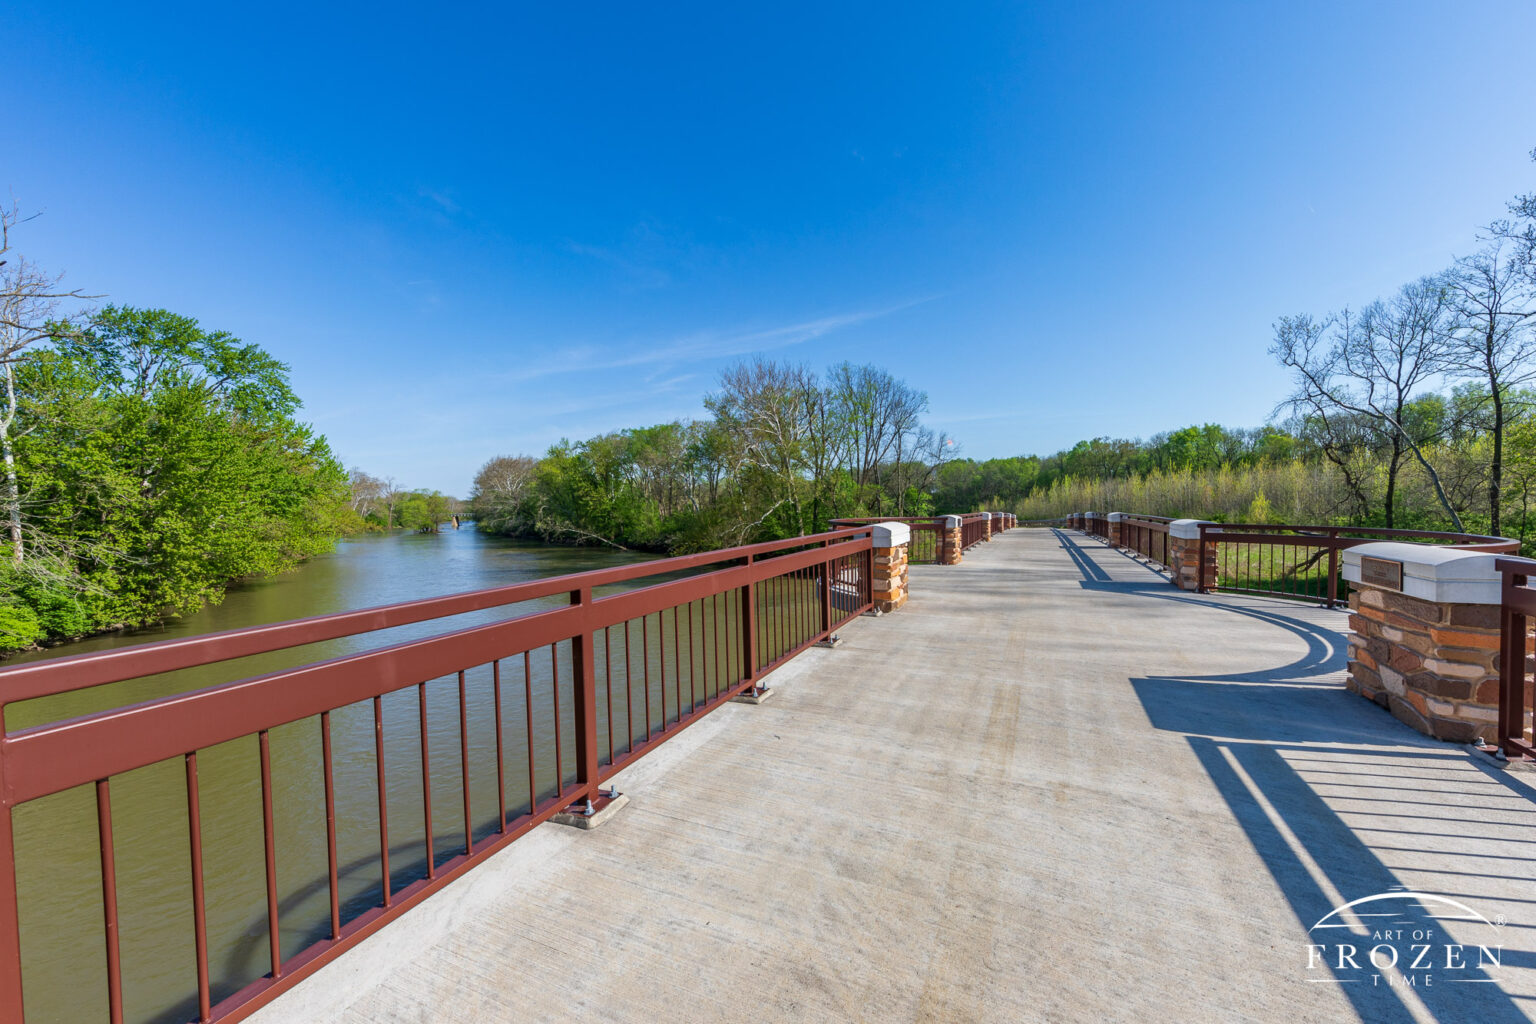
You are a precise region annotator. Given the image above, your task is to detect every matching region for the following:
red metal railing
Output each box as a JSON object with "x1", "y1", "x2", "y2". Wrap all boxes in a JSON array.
[
  {"x1": 960, "y1": 514, "x2": 988, "y2": 550},
  {"x1": 828, "y1": 514, "x2": 1012, "y2": 563},
  {"x1": 826, "y1": 518, "x2": 944, "y2": 564},
  {"x1": 1496, "y1": 557, "x2": 1536, "y2": 761},
  {"x1": 1198, "y1": 523, "x2": 1519, "y2": 608},
  {"x1": 1118, "y1": 515, "x2": 1172, "y2": 569},
  {"x1": 0, "y1": 528, "x2": 876, "y2": 1024},
  {"x1": 907, "y1": 523, "x2": 941, "y2": 563}
]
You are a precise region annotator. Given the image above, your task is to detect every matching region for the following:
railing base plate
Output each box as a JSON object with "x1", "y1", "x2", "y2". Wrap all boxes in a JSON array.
[
  {"x1": 551, "y1": 793, "x2": 630, "y2": 830},
  {"x1": 730, "y1": 687, "x2": 775, "y2": 705}
]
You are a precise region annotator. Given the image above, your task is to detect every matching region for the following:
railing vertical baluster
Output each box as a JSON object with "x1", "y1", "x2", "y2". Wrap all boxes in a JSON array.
[
  {"x1": 656, "y1": 616, "x2": 667, "y2": 735},
  {"x1": 258, "y1": 730, "x2": 282, "y2": 977},
  {"x1": 623, "y1": 620, "x2": 634, "y2": 748},
  {"x1": 821, "y1": 547, "x2": 834, "y2": 639},
  {"x1": 373, "y1": 696, "x2": 391, "y2": 905},
  {"x1": 492, "y1": 661, "x2": 506, "y2": 830},
  {"x1": 96, "y1": 778, "x2": 124, "y2": 1024},
  {"x1": 319, "y1": 715, "x2": 340, "y2": 941},
  {"x1": 672, "y1": 605, "x2": 683, "y2": 716},
  {"x1": 550, "y1": 645, "x2": 562, "y2": 798},
  {"x1": 417, "y1": 686, "x2": 435, "y2": 880},
  {"x1": 689, "y1": 600, "x2": 700, "y2": 706},
  {"x1": 776, "y1": 571, "x2": 785, "y2": 661},
  {"x1": 570, "y1": 586, "x2": 600, "y2": 808},
  {"x1": 523, "y1": 651, "x2": 536, "y2": 814},
  {"x1": 641, "y1": 613, "x2": 652, "y2": 741},
  {"x1": 185, "y1": 752, "x2": 212, "y2": 1021},
  {"x1": 458, "y1": 671, "x2": 472, "y2": 855},
  {"x1": 808, "y1": 564, "x2": 816, "y2": 640},
  {"x1": 714, "y1": 592, "x2": 725, "y2": 695},
  {"x1": 1326, "y1": 545, "x2": 1339, "y2": 608},
  {"x1": 726, "y1": 589, "x2": 738, "y2": 685},
  {"x1": 604, "y1": 629, "x2": 615, "y2": 762}
]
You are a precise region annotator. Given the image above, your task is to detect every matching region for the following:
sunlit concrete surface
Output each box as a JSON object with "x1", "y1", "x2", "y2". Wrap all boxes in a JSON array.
[{"x1": 249, "y1": 529, "x2": 1536, "y2": 1024}]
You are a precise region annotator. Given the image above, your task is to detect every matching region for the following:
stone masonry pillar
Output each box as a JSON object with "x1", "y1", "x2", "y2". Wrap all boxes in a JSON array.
[
  {"x1": 871, "y1": 522, "x2": 911, "y2": 613},
  {"x1": 1167, "y1": 519, "x2": 1217, "y2": 592},
  {"x1": 1342, "y1": 543, "x2": 1528, "y2": 745},
  {"x1": 939, "y1": 514, "x2": 963, "y2": 565},
  {"x1": 982, "y1": 512, "x2": 993, "y2": 541},
  {"x1": 1107, "y1": 512, "x2": 1124, "y2": 548}
]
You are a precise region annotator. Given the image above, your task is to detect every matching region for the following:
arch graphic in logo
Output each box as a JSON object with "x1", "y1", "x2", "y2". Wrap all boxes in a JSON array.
[{"x1": 1306, "y1": 887, "x2": 1505, "y2": 989}]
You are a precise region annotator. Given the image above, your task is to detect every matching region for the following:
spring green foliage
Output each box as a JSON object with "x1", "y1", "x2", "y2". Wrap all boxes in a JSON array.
[
  {"x1": 0, "y1": 306, "x2": 350, "y2": 650},
  {"x1": 469, "y1": 359, "x2": 948, "y2": 552}
]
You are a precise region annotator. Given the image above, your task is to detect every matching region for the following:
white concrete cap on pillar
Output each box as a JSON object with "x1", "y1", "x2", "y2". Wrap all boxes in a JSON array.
[
  {"x1": 1341, "y1": 542, "x2": 1507, "y2": 605},
  {"x1": 1107, "y1": 512, "x2": 1124, "y2": 522},
  {"x1": 941, "y1": 515, "x2": 962, "y2": 529},
  {"x1": 1084, "y1": 511, "x2": 1096, "y2": 520},
  {"x1": 1168, "y1": 519, "x2": 1213, "y2": 540},
  {"x1": 871, "y1": 522, "x2": 912, "y2": 548},
  {"x1": 981, "y1": 512, "x2": 992, "y2": 521}
]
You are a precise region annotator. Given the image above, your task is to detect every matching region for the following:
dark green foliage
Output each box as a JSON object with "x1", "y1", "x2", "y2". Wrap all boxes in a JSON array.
[{"x1": 0, "y1": 307, "x2": 351, "y2": 646}]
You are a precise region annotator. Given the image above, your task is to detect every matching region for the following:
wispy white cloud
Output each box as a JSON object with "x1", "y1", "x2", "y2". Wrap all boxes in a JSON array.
[
  {"x1": 488, "y1": 298, "x2": 932, "y2": 384},
  {"x1": 418, "y1": 187, "x2": 461, "y2": 215}
]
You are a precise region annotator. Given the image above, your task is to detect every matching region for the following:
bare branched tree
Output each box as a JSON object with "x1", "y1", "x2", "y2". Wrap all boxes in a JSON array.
[
  {"x1": 707, "y1": 358, "x2": 815, "y2": 533},
  {"x1": 1272, "y1": 276, "x2": 1465, "y2": 529},
  {"x1": 468, "y1": 454, "x2": 538, "y2": 531},
  {"x1": 0, "y1": 204, "x2": 94, "y2": 562},
  {"x1": 1444, "y1": 241, "x2": 1536, "y2": 534}
]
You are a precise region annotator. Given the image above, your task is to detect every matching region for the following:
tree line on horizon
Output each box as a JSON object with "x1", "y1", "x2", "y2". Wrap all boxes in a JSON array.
[
  {"x1": 342, "y1": 470, "x2": 461, "y2": 533},
  {"x1": 466, "y1": 359, "x2": 951, "y2": 552},
  {"x1": 952, "y1": 151, "x2": 1536, "y2": 544}
]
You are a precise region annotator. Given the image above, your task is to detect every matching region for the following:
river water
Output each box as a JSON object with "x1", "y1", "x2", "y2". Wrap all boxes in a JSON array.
[{"x1": 8, "y1": 528, "x2": 666, "y2": 1024}]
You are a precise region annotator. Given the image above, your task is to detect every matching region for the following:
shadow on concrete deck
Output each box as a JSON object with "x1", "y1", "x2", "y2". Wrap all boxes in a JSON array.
[{"x1": 1051, "y1": 531, "x2": 1535, "y2": 1022}]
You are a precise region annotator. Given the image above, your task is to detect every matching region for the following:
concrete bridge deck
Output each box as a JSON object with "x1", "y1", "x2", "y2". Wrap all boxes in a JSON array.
[{"x1": 252, "y1": 528, "x2": 1536, "y2": 1024}]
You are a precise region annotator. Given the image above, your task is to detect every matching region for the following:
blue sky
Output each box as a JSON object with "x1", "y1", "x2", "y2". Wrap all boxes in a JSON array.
[{"x1": 8, "y1": 2, "x2": 1536, "y2": 495}]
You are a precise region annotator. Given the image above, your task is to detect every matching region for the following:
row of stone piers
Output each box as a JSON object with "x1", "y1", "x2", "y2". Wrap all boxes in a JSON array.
[{"x1": 1063, "y1": 512, "x2": 1533, "y2": 753}]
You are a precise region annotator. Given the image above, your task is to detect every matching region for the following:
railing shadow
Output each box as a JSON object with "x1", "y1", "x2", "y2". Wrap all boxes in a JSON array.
[{"x1": 1115, "y1": 568, "x2": 1535, "y2": 1019}]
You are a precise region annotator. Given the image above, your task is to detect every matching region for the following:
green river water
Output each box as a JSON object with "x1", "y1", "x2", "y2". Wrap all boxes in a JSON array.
[{"x1": 4, "y1": 528, "x2": 697, "y2": 1024}]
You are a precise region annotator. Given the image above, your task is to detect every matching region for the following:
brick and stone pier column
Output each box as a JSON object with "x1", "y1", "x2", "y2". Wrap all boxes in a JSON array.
[
  {"x1": 939, "y1": 514, "x2": 963, "y2": 565},
  {"x1": 1342, "y1": 543, "x2": 1526, "y2": 744},
  {"x1": 982, "y1": 512, "x2": 993, "y2": 541},
  {"x1": 1168, "y1": 519, "x2": 1217, "y2": 592},
  {"x1": 1107, "y1": 512, "x2": 1124, "y2": 548},
  {"x1": 871, "y1": 522, "x2": 910, "y2": 613}
]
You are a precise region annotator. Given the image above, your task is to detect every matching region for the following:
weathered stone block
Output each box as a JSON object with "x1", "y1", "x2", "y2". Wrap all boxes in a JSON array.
[
  {"x1": 1422, "y1": 658, "x2": 1488, "y2": 681},
  {"x1": 1427, "y1": 626, "x2": 1500, "y2": 651},
  {"x1": 1448, "y1": 604, "x2": 1500, "y2": 630},
  {"x1": 1383, "y1": 590, "x2": 1446, "y2": 624},
  {"x1": 1405, "y1": 672, "x2": 1475, "y2": 701},
  {"x1": 1386, "y1": 647, "x2": 1422, "y2": 674}
]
